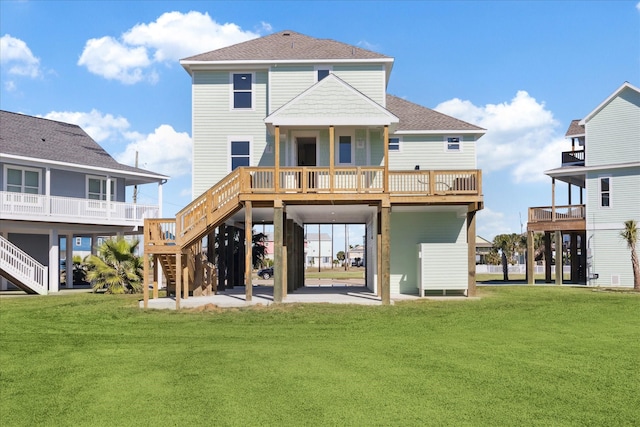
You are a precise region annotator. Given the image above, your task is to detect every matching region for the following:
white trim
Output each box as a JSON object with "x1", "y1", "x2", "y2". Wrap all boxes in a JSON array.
[
  {"x1": 182, "y1": 58, "x2": 394, "y2": 67},
  {"x1": 314, "y1": 65, "x2": 333, "y2": 82},
  {"x1": 394, "y1": 129, "x2": 485, "y2": 136},
  {"x1": 86, "y1": 175, "x2": 116, "y2": 201},
  {"x1": 3, "y1": 165, "x2": 42, "y2": 194},
  {"x1": 268, "y1": 117, "x2": 397, "y2": 126},
  {"x1": 545, "y1": 161, "x2": 640, "y2": 177},
  {"x1": 229, "y1": 72, "x2": 255, "y2": 111},
  {"x1": 227, "y1": 136, "x2": 253, "y2": 172},
  {"x1": 0, "y1": 154, "x2": 168, "y2": 181},
  {"x1": 444, "y1": 136, "x2": 463, "y2": 152},
  {"x1": 580, "y1": 82, "x2": 640, "y2": 125}
]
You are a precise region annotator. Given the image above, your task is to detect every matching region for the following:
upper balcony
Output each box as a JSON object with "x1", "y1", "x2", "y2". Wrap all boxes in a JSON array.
[
  {"x1": 0, "y1": 191, "x2": 159, "y2": 227},
  {"x1": 561, "y1": 149, "x2": 585, "y2": 167}
]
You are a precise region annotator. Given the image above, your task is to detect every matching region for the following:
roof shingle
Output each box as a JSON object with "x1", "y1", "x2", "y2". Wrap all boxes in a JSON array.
[
  {"x1": 0, "y1": 110, "x2": 166, "y2": 178},
  {"x1": 565, "y1": 119, "x2": 585, "y2": 137},
  {"x1": 182, "y1": 30, "x2": 391, "y2": 62},
  {"x1": 385, "y1": 95, "x2": 485, "y2": 132}
]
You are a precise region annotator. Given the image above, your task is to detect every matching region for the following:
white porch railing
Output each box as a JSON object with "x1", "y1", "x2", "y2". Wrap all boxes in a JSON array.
[
  {"x1": 0, "y1": 235, "x2": 48, "y2": 295},
  {"x1": 0, "y1": 191, "x2": 159, "y2": 225}
]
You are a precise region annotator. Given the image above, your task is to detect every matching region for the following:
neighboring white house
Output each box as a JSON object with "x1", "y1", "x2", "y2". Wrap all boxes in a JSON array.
[
  {"x1": 305, "y1": 233, "x2": 333, "y2": 268},
  {"x1": 527, "y1": 82, "x2": 640, "y2": 287},
  {"x1": 144, "y1": 30, "x2": 485, "y2": 305},
  {"x1": 0, "y1": 111, "x2": 168, "y2": 294}
]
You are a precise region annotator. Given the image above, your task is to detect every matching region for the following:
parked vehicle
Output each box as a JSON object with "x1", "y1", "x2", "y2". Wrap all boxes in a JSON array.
[{"x1": 257, "y1": 267, "x2": 274, "y2": 279}]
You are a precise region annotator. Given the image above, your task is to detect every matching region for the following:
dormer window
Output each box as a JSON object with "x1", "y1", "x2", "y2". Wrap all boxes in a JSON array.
[{"x1": 232, "y1": 73, "x2": 253, "y2": 109}]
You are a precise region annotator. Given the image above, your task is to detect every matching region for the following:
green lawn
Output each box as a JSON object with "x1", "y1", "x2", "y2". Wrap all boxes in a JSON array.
[
  {"x1": 304, "y1": 267, "x2": 365, "y2": 279},
  {"x1": 1, "y1": 287, "x2": 639, "y2": 426}
]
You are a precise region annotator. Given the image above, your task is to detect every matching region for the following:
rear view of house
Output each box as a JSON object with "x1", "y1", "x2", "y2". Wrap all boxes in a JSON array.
[
  {"x1": 1, "y1": 111, "x2": 168, "y2": 294},
  {"x1": 144, "y1": 30, "x2": 485, "y2": 306}
]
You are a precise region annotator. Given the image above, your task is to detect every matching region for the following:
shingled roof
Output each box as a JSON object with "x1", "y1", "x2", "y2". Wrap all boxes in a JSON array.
[
  {"x1": 386, "y1": 95, "x2": 485, "y2": 132},
  {"x1": 565, "y1": 119, "x2": 585, "y2": 137},
  {"x1": 0, "y1": 110, "x2": 167, "y2": 179},
  {"x1": 182, "y1": 30, "x2": 392, "y2": 62}
]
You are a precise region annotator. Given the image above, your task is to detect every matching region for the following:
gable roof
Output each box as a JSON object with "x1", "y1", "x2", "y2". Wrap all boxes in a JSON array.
[
  {"x1": 565, "y1": 119, "x2": 585, "y2": 137},
  {"x1": 0, "y1": 111, "x2": 168, "y2": 184},
  {"x1": 182, "y1": 30, "x2": 392, "y2": 62},
  {"x1": 579, "y1": 82, "x2": 640, "y2": 125},
  {"x1": 265, "y1": 74, "x2": 398, "y2": 130},
  {"x1": 386, "y1": 95, "x2": 485, "y2": 134}
]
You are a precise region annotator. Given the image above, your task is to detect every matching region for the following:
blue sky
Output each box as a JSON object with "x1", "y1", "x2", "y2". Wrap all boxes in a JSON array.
[{"x1": 1, "y1": 0, "x2": 639, "y2": 244}]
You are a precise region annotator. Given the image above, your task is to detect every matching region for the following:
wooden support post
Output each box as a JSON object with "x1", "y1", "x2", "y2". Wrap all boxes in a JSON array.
[
  {"x1": 568, "y1": 183, "x2": 572, "y2": 205},
  {"x1": 383, "y1": 125, "x2": 389, "y2": 193},
  {"x1": 245, "y1": 201, "x2": 253, "y2": 302},
  {"x1": 380, "y1": 204, "x2": 391, "y2": 305},
  {"x1": 329, "y1": 126, "x2": 335, "y2": 192},
  {"x1": 175, "y1": 251, "x2": 182, "y2": 310},
  {"x1": 467, "y1": 210, "x2": 477, "y2": 297},
  {"x1": 527, "y1": 230, "x2": 535, "y2": 285},
  {"x1": 551, "y1": 178, "x2": 556, "y2": 221},
  {"x1": 273, "y1": 202, "x2": 284, "y2": 303},
  {"x1": 555, "y1": 230, "x2": 563, "y2": 285},
  {"x1": 274, "y1": 126, "x2": 280, "y2": 192},
  {"x1": 152, "y1": 255, "x2": 159, "y2": 299},
  {"x1": 143, "y1": 249, "x2": 149, "y2": 308},
  {"x1": 570, "y1": 232, "x2": 578, "y2": 283},
  {"x1": 544, "y1": 231, "x2": 552, "y2": 283},
  {"x1": 218, "y1": 225, "x2": 226, "y2": 291},
  {"x1": 182, "y1": 252, "x2": 189, "y2": 300},
  {"x1": 286, "y1": 218, "x2": 295, "y2": 294}
]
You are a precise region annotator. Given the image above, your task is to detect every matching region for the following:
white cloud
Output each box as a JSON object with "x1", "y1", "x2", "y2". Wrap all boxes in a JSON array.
[
  {"x1": 436, "y1": 91, "x2": 565, "y2": 183},
  {"x1": 78, "y1": 11, "x2": 264, "y2": 83},
  {"x1": 637, "y1": 1, "x2": 640, "y2": 11},
  {"x1": 115, "y1": 125, "x2": 192, "y2": 177},
  {"x1": 0, "y1": 34, "x2": 42, "y2": 83},
  {"x1": 43, "y1": 109, "x2": 131, "y2": 142},
  {"x1": 477, "y1": 207, "x2": 511, "y2": 241}
]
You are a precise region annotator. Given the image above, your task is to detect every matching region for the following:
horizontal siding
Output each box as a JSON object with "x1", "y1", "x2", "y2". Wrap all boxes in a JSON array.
[
  {"x1": 390, "y1": 211, "x2": 466, "y2": 294},
  {"x1": 333, "y1": 64, "x2": 385, "y2": 105},
  {"x1": 418, "y1": 243, "x2": 468, "y2": 292},
  {"x1": 269, "y1": 66, "x2": 314, "y2": 113},
  {"x1": 586, "y1": 87, "x2": 640, "y2": 167},
  {"x1": 192, "y1": 70, "x2": 269, "y2": 197},
  {"x1": 588, "y1": 229, "x2": 636, "y2": 288},
  {"x1": 388, "y1": 135, "x2": 477, "y2": 170},
  {"x1": 586, "y1": 169, "x2": 640, "y2": 225}
]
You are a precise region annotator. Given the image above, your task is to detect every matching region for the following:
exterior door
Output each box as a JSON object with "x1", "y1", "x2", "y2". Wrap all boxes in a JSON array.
[{"x1": 296, "y1": 137, "x2": 316, "y2": 166}]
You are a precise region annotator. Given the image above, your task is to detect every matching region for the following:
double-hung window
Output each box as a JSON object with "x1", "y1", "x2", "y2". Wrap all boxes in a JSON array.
[
  {"x1": 230, "y1": 140, "x2": 251, "y2": 170},
  {"x1": 232, "y1": 73, "x2": 252, "y2": 109},
  {"x1": 388, "y1": 137, "x2": 401, "y2": 152},
  {"x1": 600, "y1": 177, "x2": 611, "y2": 207},
  {"x1": 5, "y1": 167, "x2": 40, "y2": 194},
  {"x1": 446, "y1": 136, "x2": 461, "y2": 151},
  {"x1": 338, "y1": 136, "x2": 352, "y2": 164},
  {"x1": 87, "y1": 177, "x2": 115, "y2": 201}
]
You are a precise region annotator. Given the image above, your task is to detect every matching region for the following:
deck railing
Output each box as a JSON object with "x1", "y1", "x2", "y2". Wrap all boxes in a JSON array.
[
  {"x1": 561, "y1": 150, "x2": 585, "y2": 166},
  {"x1": 0, "y1": 235, "x2": 48, "y2": 294},
  {"x1": 148, "y1": 167, "x2": 482, "y2": 248},
  {"x1": 529, "y1": 205, "x2": 586, "y2": 223},
  {"x1": 0, "y1": 191, "x2": 159, "y2": 225}
]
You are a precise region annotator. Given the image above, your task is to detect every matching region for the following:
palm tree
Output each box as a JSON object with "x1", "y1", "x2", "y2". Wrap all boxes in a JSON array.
[
  {"x1": 619, "y1": 220, "x2": 640, "y2": 290},
  {"x1": 493, "y1": 233, "x2": 524, "y2": 281},
  {"x1": 85, "y1": 237, "x2": 143, "y2": 294}
]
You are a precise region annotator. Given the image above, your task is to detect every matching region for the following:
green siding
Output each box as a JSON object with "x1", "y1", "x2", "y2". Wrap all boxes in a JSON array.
[
  {"x1": 333, "y1": 64, "x2": 385, "y2": 105},
  {"x1": 355, "y1": 129, "x2": 367, "y2": 165},
  {"x1": 192, "y1": 70, "x2": 269, "y2": 197},
  {"x1": 369, "y1": 129, "x2": 384, "y2": 166},
  {"x1": 269, "y1": 66, "x2": 314, "y2": 113},
  {"x1": 586, "y1": 169, "x2": 640, "y2": 225},
  {"x1": 586, "y1": 87, "x2": 640, "y2": 167},
  {"x1": 388, "y1": 135, "x2": 477, "y2": 170},
  {"x1": 588, "y1": 229, "x2": 637, "y2": 288},
  {"x1": 390, "y1": 211, "x2": 466, "y2": 294}
]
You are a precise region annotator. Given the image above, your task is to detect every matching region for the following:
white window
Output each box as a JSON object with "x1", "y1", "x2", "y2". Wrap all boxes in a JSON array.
[
  {"x1": 388, "y1": 137, "x2": 401, "y2": 152},
  {"x1": 75, "y1": 237, "x2": 82, "y2": 247},
  {"x1": 315, "y1": 66, "x2": 332, "y2": 82},
  {"x1": 231, "y1": 73, "x2": 253, "y2": 109},
  {"x1": 445, "y1": 136, "x2": 462, "y2": 152},
  {"x1": 87, "y1": 177, "x2": 115, "y2": 201},
  {"x1": 600, "y1": 177, "x2": 611, "y2": 207},
  {"x1": 4, "y1": 166, "x2": 40, "y2": 194},
  {"x1": 229, "y1": 138, "x2": 252, "y2": 171},
  {"x1": 338, "y1": 135, "x2": 353, "y2": 164}
]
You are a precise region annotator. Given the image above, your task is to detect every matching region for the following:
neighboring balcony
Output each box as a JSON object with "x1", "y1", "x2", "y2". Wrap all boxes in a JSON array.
[
  {"x1": 0, "y1": 191, "x2": 159, "y2": 226},
  {"x1": 527, "y1": 204, "x2": 586, "y2": 232},
  {"x1": 561, "y1": 150, "x2": 585, "y2": 167}
]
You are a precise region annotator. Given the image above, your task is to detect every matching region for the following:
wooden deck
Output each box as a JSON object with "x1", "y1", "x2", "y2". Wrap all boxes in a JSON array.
[{"x1": 527, "y1": 204, "x2": 586, "y2": 232}]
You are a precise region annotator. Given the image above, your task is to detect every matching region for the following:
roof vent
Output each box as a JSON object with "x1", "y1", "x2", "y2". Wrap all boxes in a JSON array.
[{"x1": 283, "y1": 32, "x2": 291, "y2": 36}]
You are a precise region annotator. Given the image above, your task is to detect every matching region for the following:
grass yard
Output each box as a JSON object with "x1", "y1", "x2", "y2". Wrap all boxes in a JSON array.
[
  {"x1": 1, "y1": 287, "x2": 639, "y2": 426},
  {"x1": 304, "y1": 267, "x2": 365, "y2": 280}
]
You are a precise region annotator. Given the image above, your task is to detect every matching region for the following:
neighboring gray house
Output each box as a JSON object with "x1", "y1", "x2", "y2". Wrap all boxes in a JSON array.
[
  {"x1": 527, "y1": 82, "x2": 640, "y2": 287},
  {"x1": 0, "y1": 111, "x2": 168, "y2": 294}
]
